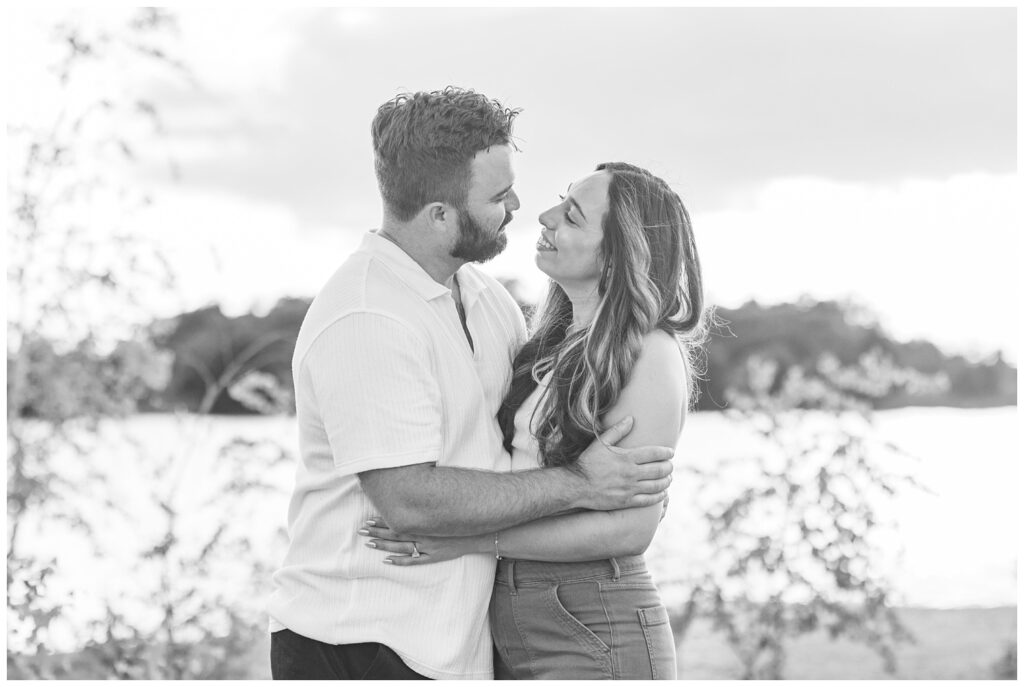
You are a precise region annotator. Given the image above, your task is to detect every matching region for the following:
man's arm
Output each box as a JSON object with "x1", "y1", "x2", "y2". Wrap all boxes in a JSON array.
[
  {"x1": 358, "y1": 415, "x2": 673, "y2": 536},
  {"x1": 481, "y1": 329, "x2": 687, "y2": 557},
  {"x1": 361, "y1": 329, "x2": 686, "y2": 560},
  {"x1": 309, "y1": 311, "x2": 673, "y2": 538}
]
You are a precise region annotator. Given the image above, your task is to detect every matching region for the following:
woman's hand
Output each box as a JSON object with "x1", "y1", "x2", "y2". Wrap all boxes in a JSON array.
[{"x1": 357, "y1": 517, "x2": 488, "y2": 566}]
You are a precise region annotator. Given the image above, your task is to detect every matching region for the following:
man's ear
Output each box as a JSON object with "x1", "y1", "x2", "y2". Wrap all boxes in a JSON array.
[{"x1": 425, "y1": 202, "x2": 454, "y2": 232}]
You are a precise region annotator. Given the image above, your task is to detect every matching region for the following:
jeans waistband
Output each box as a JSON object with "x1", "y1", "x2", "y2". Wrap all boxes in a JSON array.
[{"x1": 495, "y1": 556, "x2": 647, "y2": 588}]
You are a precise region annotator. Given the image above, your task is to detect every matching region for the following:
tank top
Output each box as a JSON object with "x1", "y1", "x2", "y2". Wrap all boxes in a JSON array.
[{"x1": 508, "y1": 371, "x2": 551, "y2": 472}]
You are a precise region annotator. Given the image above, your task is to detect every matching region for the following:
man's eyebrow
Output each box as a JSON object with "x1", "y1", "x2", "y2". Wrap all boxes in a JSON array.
[
  {"x1": 564, "y1": 185, "x2": 587, "y2": 222},
  {"x1": 490, "y1": 184, "x2": 513, "y2": 201}
]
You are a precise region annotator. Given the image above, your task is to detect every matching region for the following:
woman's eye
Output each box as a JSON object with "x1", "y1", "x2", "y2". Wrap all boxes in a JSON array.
[{"x1": 558, "y1": 196, "x2": 576, "y2": 224}]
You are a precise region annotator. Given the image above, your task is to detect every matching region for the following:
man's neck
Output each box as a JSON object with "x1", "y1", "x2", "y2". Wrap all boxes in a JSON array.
[{"x1": 377, "y1": 222, "x2": 463, "y2": 287}]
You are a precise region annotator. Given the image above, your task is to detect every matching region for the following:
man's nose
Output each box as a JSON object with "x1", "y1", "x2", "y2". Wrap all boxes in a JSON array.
[{"x1": 506, "y1": 189, "x2": 521, "y2": 212}]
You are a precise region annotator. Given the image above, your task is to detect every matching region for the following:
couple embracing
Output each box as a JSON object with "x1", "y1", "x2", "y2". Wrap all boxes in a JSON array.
[{"x1": 268, "y1": 86, "x2": 707, "y2": 680}]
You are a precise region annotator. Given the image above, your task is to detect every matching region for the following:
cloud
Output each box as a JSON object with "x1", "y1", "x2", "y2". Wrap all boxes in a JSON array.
[
  {"x1": 696, "y1": 172, "x2": 1019, "y2": 357},
  {"x1": 13, "y1": 8, "x2": 1016, "y2": 357},
  {"x1": 129, "y1": 171, "x2": 1017, "y2": 360},
  {"x1": 139, "y1": 7, "x2": 1014, "y2": 229},
  {"x1": 131, "y1": 187, "x2": 366, "y2": 319}
]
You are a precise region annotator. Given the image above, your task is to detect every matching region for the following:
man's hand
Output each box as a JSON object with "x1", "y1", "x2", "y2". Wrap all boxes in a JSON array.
[{"x1": 573, "y1": 416, "x2": 674, "y2": 511}]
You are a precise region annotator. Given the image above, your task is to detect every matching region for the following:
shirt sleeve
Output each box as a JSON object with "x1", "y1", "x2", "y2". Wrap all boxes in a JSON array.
[{"x1": 303, "y1": 311, "x2": 442, "y2": 475}]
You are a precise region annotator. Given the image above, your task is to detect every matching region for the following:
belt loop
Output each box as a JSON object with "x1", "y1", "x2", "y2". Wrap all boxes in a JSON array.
[
  {"x1": 508, "y1": 560, "x2": 518, "y2": 595},
  {"x1": 610, "y1": 557, "x2": 621, "y2": 581}
]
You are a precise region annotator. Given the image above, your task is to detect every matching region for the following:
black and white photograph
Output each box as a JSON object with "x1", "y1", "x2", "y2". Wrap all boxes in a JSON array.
[{"x1": 5, "y1": 5, "x2": 1018, "y2": 680}]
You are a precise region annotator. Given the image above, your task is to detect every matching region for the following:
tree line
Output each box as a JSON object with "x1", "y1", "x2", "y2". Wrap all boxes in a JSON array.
[{"x1": 138, "y1": 288, "x2": 1015, "y2": 416}]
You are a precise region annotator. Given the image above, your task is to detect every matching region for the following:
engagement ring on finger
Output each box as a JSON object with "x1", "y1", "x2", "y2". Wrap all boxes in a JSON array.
[{"x1": 411, "y1": 542, "x2": 421, "y2": 558}]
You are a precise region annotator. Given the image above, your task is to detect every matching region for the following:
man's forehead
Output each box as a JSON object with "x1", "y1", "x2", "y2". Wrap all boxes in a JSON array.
[{"x1": 470, "y1": 144, "x2": 515, "y2": 187}]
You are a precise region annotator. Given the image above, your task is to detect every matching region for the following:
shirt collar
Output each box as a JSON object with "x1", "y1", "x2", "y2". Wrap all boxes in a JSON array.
[
  {"x1": 454, "y1": 263, "x2": 486, "y2": 312},
  {"x1": 360, "y1": 230, "x2": 451, "y2": 302}
]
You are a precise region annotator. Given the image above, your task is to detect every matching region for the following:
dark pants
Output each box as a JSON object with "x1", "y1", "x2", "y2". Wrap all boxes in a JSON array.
[{"x1": 270, "y1": 628, "x2": 430, "y2": 680}]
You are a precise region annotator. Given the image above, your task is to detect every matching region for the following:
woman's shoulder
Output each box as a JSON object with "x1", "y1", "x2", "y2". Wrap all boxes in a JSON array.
[
  {"x1": 603, "y1": 328, "x2": 687, "y2": 440},
  {"x1": 634, "y1": 328, "x2": 685, "y2": 378},
  {"x1": 615, "y1": 328, "x2": 686, "y2": 403}
]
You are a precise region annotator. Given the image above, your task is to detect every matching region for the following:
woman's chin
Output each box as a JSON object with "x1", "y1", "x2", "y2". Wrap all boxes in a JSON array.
[{"x1": 534, "y1": 252, "x2": 553, "y2": 275}]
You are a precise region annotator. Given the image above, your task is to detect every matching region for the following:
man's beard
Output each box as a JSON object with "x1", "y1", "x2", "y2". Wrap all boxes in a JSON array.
[{"x1": 450, "y1": 206, "x2": 511, "y2": 263}]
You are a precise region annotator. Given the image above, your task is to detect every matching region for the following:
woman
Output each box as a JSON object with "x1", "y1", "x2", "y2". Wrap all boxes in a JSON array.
[{"x1": 359, "y1": 162, "x2": 707, "y2": 679}]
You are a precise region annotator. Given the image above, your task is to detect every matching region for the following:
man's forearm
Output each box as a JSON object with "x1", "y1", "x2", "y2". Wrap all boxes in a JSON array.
[
  {"x1": 378, "y1": 465, "x2": 585, "y2": 536},
  {"x1": 359, "y1": 417, "x2": 672, "y2": 536}
]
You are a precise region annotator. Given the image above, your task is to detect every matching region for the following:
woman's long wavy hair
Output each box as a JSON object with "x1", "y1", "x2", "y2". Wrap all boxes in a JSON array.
[{"x1": 498, "y1": 162, "x2": 709, "y2": 468}]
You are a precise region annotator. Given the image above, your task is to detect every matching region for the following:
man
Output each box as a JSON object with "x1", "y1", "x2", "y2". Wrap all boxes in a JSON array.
[{"x1": 268, "y1": 87, "x2": 674, "y2": 680}]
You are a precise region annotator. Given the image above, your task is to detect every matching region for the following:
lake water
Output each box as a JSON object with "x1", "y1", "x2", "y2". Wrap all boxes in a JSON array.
[
  {"x1": 12, "y1": 406, "x2": 1017, "y2": 652},
  {"x1": 645, "y1": 406, "x2": 1018, "y2": 610}
]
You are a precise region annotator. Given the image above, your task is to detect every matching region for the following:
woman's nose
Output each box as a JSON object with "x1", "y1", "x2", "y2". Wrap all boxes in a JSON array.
[{"x1": 538, "y1": 206, "x2": 555, "y2": 228}]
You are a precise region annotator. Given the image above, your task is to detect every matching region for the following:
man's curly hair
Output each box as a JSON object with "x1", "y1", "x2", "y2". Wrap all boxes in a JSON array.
[{"x1": 371, "y1": 86, "x2": 520, "y2": 221}]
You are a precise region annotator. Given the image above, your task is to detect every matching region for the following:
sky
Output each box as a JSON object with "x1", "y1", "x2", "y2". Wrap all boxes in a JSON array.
[{"x1": 7, "y1": 6, "x2": 1019, "y2": 360}]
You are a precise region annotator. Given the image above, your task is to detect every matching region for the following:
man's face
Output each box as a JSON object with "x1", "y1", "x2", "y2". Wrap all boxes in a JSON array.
[{"x1": 451, "y1": 144, "x2": 519, "y2": 263}]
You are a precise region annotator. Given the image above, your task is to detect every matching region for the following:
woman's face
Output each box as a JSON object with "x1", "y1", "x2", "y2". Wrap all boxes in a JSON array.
[{"x1": 535, "y1": 171, "x2": 611, "y2": 292}]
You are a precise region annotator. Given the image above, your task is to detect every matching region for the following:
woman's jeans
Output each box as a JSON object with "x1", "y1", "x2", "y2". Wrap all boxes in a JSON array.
[{"x1": 489, "y1": 556, "x2": 677, "y2": 680}]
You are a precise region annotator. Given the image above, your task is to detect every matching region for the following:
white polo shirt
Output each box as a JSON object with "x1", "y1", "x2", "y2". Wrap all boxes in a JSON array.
[{"x1": 267, "y1": 231, "x2": 527, "y2": 680}]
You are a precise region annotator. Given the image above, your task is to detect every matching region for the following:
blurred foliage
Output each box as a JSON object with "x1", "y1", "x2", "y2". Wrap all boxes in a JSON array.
[
  {"x1": 6, "y1": 8, "x2": 1014, "y2": 680},
  {"x1": 16, "y1": 609, "x2": 267, "y2": 680},
  {"x1": 90, "y1": 400, "x2": 288, "y2": 679},
  {"x1": 7, "y1": 8, "x2": 189, "y2": 350},
  {"x1": 698, "y1": 299, "x2": 1015, "y2": 411},
  {"x1": 10, "y1": 335, "x2": 172, "y2": 421},
  {"x1": 7, "y1": 8, "x2": 191, "y2": 678},
  {"x1": 131, "y1": 294, "x2": 1015, "y2": 416},
  {"x1": 667, "y1": 349, "x2": 937, "y2": 678},
  {"x1": 100, "y1": 370, "x2": 290, "y2": 679},
  {"x1": 992, "y1": 641, "x2": 1017, "y2": 680},
  {"x1": 146, "y1": 299, "x2": 306, "y2": 414},
  {"x1": 8, "y1": 367, "x2": 291, "y2": 679},
  {"x1": 6, "y1": 8, "x2": 288, "y2": 680}
]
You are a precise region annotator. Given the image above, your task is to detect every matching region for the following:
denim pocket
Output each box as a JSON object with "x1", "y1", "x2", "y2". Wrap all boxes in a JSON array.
[
  {"x1": 547, "y1": 582, "x2": 612, "y2": 656},
  {"x1": 637, "y1": 605, "x2": 677, "y2": 680},
  {"x1": 510, "y1": 583, "x2": 613, "y2": 679}
]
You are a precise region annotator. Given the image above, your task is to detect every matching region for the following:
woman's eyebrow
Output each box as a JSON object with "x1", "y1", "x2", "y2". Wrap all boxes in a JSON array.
[{"x1": 564, "y1": 186, "x2": 587, "y2": 222}]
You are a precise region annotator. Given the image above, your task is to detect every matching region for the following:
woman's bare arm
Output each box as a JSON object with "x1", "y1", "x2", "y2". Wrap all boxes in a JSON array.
[
  {"x1": 360, "y1": 330, "x2": 687, "y2": 564},
  {"x1": 491, "y1": 329, "x2": 687, "y2": 560}
]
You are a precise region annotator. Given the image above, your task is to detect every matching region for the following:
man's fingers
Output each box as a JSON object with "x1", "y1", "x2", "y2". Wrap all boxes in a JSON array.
[
  {"x1": 597, "y1": 416, "x2": 634, "y2": 447},
  {"x1": 635, "y1": 475, "x2": 672, "y2": 495},
  {"x1": 629, "y1": 491, "x2": 669, "y2": 509},
  {"x1": 626, "y1": 445, "x2": 675, "y2": 465},
  {"x1": 636, "y1": 460, "x2": 673, "y2": 482}
]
